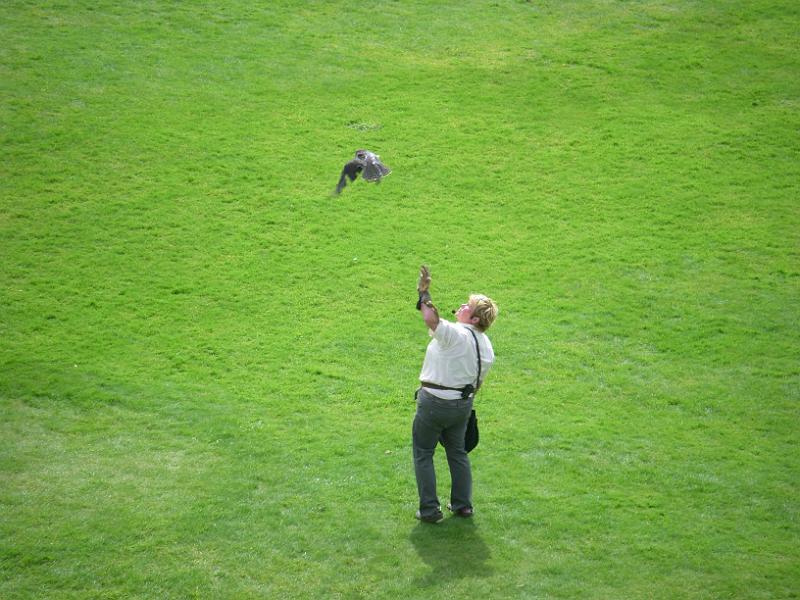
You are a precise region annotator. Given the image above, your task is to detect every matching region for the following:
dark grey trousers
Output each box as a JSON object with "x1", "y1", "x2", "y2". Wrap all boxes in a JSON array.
[{"x1": 412, "y1": 387, "x2": 473, "y2": 518}]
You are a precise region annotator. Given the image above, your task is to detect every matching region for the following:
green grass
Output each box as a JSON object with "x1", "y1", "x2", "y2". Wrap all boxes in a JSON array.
[{"x1": 2, "y1": 0, "x2": 799, "y2": 598}]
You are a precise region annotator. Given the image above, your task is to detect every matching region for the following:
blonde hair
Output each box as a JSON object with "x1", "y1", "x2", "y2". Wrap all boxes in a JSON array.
[{"x1": 469, "y1": 294, "x2": 499, "y2": 331}]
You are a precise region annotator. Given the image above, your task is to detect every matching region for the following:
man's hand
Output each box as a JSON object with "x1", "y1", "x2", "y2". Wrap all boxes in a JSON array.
[{"x1": 418, "y1": 265, "x2": 431, "y2": 293}]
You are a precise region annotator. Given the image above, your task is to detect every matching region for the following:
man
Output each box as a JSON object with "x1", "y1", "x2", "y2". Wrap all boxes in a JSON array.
[{"x1": 413, "y1": 265, "x2": 498, "y2": 523}]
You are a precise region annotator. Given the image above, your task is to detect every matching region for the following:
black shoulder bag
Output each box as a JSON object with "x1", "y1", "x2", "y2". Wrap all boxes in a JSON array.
[{"x1": 464, "y1": 329, "x2": 481, "y2": 453}]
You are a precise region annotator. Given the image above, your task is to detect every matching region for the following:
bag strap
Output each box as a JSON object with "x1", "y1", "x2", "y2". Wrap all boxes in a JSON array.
[{"x1": 467, "y1": 328, "x2": 482, "y2": 391}]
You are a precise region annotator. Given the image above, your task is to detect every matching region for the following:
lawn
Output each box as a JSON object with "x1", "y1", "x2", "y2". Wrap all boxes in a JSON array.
[{"x1": 1, "y1": 1, "x2": 799, "y2": 598}]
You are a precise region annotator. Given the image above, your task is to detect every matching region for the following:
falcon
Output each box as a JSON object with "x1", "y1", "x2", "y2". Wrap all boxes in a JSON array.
[{"x1": 335, "y1": 149, "x2": 391, "y2": 194}]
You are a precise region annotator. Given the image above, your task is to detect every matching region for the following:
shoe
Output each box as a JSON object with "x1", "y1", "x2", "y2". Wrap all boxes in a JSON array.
[
  {"x1": 446, "y1": 503, "x2": 474, "y2": 518},
  {"x1": 415, "y1": 510, "x2": 444, "y2": 524}
]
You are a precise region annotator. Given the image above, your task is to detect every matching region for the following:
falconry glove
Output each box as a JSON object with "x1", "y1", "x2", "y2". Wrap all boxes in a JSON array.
[{"x1": 417, "y1": 265, "x2": 433, "y2": 310}]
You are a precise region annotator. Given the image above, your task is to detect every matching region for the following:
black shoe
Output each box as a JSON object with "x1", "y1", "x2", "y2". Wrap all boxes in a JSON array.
[
  {"x1": 415, "y1": 510, "x2": 444, "y2": 524},
  {"x1": 446, "y1": 503, "x2": 474, "y2": 518}
]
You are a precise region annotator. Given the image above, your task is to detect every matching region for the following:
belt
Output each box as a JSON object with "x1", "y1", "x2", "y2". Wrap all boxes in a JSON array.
[{"x1": 420, "y1": 381, "x2": 466, "y2": 392}]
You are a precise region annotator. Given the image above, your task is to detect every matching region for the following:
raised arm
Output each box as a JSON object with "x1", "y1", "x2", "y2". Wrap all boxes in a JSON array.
[
  {"x1": 416, "y1": 265, "x2": 440, "y2": 331},
  {"x1": 421, "y1": 299, "x2": 440, "y2": 331}
]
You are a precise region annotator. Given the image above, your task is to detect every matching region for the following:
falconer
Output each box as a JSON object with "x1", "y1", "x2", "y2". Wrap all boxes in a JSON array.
[{"x1": 412, "y1": 265, "x2": 498, "y2": 523}]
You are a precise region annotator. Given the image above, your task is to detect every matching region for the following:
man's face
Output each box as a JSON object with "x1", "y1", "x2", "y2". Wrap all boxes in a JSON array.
[{"x1": 455, "y1": 301, "x2": 476, "y2": 325}]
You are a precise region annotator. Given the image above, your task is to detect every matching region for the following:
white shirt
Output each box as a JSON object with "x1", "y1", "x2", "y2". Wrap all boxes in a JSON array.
[{"x1": 419, "y1": 320, "x2": 495, "y2": 400}]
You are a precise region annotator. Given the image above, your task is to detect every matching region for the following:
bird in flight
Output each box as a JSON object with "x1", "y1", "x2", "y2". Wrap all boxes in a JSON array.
[{"x1": 335, "y1": 150, "x2": 391, "y2": 194}]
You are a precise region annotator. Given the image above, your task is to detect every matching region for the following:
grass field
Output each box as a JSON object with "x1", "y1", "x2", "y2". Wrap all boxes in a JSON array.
[{"x1": 2, "y1": 1, "x2": 799, "y2": 598}]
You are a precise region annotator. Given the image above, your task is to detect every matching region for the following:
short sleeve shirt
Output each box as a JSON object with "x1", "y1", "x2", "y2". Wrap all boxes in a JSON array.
[{"x1": 419, "y1": 320, "x2": 495, "y2": 400}]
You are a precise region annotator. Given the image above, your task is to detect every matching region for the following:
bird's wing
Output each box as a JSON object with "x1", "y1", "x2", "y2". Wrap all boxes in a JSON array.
[
  {"x1": 335, "y1": 160, "x2": 364, "y2": 193},
  {"x1": 361, "y1": 156, "x2": 391, "y2": 181}
]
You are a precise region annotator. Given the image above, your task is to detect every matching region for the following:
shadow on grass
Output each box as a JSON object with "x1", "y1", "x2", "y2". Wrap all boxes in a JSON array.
[{"x1": 409, "y1": 518, "x2": 493, "y2": 585}]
